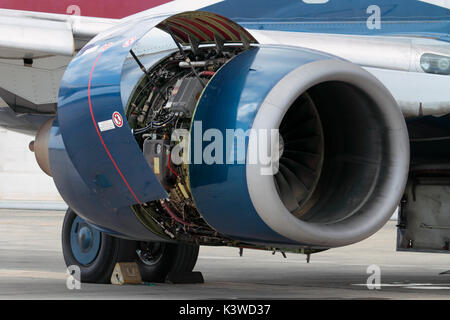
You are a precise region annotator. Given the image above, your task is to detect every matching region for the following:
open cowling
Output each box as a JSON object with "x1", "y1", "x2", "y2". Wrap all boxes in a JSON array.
[{"x1": 35, "y1": 11, "x2": 408, "y2": 249}]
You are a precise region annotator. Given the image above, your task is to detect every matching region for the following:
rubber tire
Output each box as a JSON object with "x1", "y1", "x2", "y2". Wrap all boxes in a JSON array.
[
  {"x1": 136, "y1": 242, "x2": 200, "y2": 283},
  {"x1": 62, "y1": 208, "x2": 135, "y2": 284},
  {"x1": 62, "y1": 208, "x2": 200, "y2": 284}
]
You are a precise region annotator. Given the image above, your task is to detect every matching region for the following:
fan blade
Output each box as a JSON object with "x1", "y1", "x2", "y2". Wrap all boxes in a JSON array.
[
  {"x1": 282, "y1": 150, "x2": 321, "y2": 171},
  {"x1": 280, "y1": 157, "x2": 316, "y2": 189},
  {"x1": 274, "y1": 172, "x2": 300, "y2": 212},
  {"x1": 279, "y1": 163, "x2": 309, "y2": 203},
  {"x1": 284, "y1": 135, "x2": 322, "y2": 153}
]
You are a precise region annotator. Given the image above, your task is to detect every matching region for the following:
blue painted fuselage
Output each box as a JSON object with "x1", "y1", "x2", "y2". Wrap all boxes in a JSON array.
[{"x1": 201, "y1": 0, "x2": 449, "y2": 41}]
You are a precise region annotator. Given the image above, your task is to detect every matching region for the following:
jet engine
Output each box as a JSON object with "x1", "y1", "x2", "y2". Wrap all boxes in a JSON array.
[{"x1": 35, "y1": 12, "x2": 409, "y2": 250}]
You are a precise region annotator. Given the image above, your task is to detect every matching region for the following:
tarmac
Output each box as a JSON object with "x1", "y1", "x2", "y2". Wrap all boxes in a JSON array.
[{"x1": 0, "y1": 209, "x2": 449, "y2": 300}]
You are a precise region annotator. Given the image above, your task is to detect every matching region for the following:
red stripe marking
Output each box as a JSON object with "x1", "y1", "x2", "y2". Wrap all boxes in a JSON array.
[
  {"x1": 167, "y1": 25, "x2": 189, "y2": 43},
  {"x1": 88, "y1": 52, "x2": 141, "y2": 204},
  {"x1": 195, "y1": 17, "x2": 232, "y2": 41},
  {"x1": 209, "y1": 16, "x2": 241, "y2": 39},
  {"x1": 167, "y1": 21, "x2": 206, "y2": 42},
  {"x1": 173, "y1": 17, "x2": 215, "y2": 40}
]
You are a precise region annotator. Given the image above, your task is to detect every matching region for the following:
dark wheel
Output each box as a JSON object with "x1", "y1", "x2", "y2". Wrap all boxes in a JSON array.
[
  {"x1": 62, "y1": 208, "x2": 134, "y2": 284},
  {"x1": 62, "y1": 208, "x2": 199, "y2": 284},
  {"x1": 135, "y1": 241, "x2": 199, "y2": 283}
]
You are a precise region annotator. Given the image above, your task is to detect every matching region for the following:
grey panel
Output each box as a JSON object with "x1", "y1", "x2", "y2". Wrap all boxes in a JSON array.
[
  {"x1": 397, "y1": 169, "x2": 450, "y2": 254},
  {"x1": 0, "y1": 87, "x2": 56, "y2": 114},
  {"x1": 0, "y1": 104, "x2": 52, "y2": 135}
]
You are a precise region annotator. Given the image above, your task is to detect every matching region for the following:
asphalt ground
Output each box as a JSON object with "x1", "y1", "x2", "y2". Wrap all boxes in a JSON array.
[{"x1": 0, "y1": 209, "x2": 449, "y2": 299}]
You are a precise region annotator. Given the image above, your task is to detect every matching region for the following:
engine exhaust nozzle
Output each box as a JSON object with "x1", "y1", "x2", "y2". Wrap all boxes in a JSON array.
[{"x1": 32, "y1": 118, "x2": 54, "y2": 177}]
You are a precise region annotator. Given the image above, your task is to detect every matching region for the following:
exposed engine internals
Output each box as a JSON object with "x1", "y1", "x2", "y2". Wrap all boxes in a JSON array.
[{"x1": 126, "y1": 45, "x2": 251, "y2": 247}]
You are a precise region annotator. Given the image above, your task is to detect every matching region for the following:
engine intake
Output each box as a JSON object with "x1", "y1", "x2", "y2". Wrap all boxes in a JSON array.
[
  {"x1": 189, "y1": 48, "x2": 409, "y2": 248},
  {"x1": 246, "y1": 60, "x2": 410, "y2": 247}
]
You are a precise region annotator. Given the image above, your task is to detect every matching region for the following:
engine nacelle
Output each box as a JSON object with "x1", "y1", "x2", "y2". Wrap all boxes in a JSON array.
[
  {"x1": 190, "y1": 47, "x2": 410, "y2": 248},
  {"x1": 44, "y1": 11, "x2": 409, "y2": 249}
]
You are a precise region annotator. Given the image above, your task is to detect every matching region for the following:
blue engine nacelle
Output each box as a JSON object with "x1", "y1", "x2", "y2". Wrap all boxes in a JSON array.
[{"x1": 36, "y1": 12, "x2": 409, "y2": 249}]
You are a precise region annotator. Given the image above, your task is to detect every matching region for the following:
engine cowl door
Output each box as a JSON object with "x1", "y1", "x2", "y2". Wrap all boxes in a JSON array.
[{"x1": 57, "y1": 16, "x2": 170, "y2": 208}]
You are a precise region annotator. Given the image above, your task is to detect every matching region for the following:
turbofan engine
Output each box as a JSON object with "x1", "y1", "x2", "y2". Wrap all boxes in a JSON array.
[{"x1": 36, "y1": 12, "x2": 409, "y2": 251}]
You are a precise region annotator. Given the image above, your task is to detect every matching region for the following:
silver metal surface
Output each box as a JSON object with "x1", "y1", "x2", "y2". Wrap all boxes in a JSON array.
[
  {"x1": 398, "y1": 181, "x2": 450, "y2": 254},
  {"x1": 365, "y1": 67, "x2": 450, "y2": 117},
  {"x1": 251, "y1": 30, "x2": 450, "y2": 74}
]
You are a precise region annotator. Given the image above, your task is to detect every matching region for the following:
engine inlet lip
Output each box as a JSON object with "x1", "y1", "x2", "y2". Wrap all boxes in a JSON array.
[{"x1": 246, "y1": 59, "x2": 410, "y2": 248}]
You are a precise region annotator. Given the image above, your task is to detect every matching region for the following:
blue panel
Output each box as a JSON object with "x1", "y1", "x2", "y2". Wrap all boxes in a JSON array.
[
  {"x1": 189, "y1": 46, "x2": 333, "y2": 244},
  {"x1": 48, "y1": 119, "x2": 167, "y2": 241},
  {"x1": 57, "y1": 17, "x2": 169, "y2": 209},
  {"x1": 202, "y1": 0, "x2": 450, "y2": 38},
  {"x1": 204, "y1": 0, "x2": 450, "y2": 22}
]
